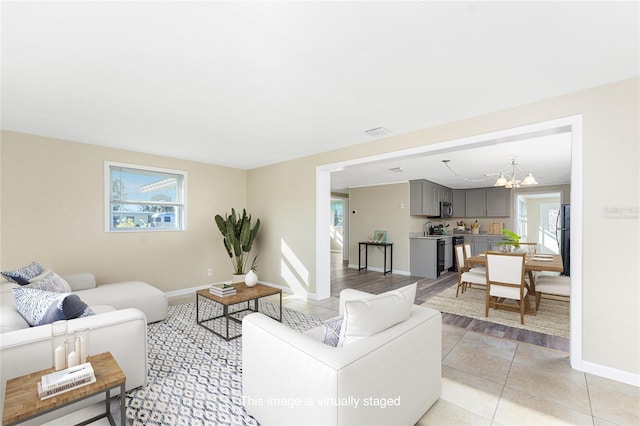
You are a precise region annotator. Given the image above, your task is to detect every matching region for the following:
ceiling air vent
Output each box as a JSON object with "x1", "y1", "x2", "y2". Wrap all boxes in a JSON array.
[
  {"x1": 388, "y1": 167, "x2": 405, "y2": 173},
  {"x1": 363, "y1": 126, "x2": 392, "y2": 137}
]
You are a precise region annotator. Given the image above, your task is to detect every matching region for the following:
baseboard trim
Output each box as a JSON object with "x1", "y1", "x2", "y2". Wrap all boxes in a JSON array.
[
  {"x1": 576, "y1": 360, "x2": 640, "y2": 387},
  {"x1": 346, "y1": 264, "x2": 410, "y2": 276}
]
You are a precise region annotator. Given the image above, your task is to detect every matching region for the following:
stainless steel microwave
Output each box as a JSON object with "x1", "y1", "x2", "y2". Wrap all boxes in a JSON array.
[{"x1": 440, "y1": 202, "x2": 453, "y2": 218}]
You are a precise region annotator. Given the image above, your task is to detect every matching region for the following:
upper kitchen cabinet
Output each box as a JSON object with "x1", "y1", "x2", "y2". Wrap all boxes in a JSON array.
[
  {"x1": 465, "y1": 189, "x2": 486, "y2": 217},
  {"x1": 452, "y1": 190, "x2": 466, "y2": 217},
  {"x1": 485, "y1": 188, "x2": 510, "y2": 217},
  {"x1": 462, "y1": 188, "x2": 511, "y2": 217},
  {"x1": 410, "y1": 180, "x2": 451, "y2": 216}
]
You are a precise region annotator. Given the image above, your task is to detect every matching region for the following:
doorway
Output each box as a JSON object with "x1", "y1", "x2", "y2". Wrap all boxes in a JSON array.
[
  {"x1": 516, "y1": 192, "x2": 562, "y2": 254},
  {"x1": 330, "y1": 197, "x2": 349, "y2": 263},
  {"x1": 316, "y1": 114, "x2": 582, "y2": 369}
]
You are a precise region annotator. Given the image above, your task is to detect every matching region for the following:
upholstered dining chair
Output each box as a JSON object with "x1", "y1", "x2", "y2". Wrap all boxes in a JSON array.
[
  {"x1": 485, "y1": 252, "x2": 529, "y2": 324},
  {"x1": 534, "y1": 275, "x2": 570, "y2": 310},
  {"x1": 519, "y1": 242, "x2": 537, "y2": 255},
  {"x1": 463, "y1": 243, "x2": 486, "y2": 275},
  {"x1": 455, "y1": 244, "x2": 486, "y2": 297}
]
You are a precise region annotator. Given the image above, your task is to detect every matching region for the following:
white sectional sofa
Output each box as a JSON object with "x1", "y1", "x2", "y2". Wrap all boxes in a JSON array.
[
  {"x1": 242, "y1": 287, "x2": 442, "y2": 426},
  {"x1": 0, "y1": 272, "x2": 168, "y2": 424}
]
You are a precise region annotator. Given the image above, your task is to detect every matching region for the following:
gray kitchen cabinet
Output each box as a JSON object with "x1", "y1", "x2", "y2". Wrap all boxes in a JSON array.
[
  {"x1": 409, "y1": 181, "x2": 424, "y2": 215},
  {"x1": 410, "y1": 180, "x2": 447, "y2": 216},
  {"x1": 452, "y1": 190, "x2": 466, "y2": 217},
  {"x1": 410, "y1": 238, "x2": 438, "y2": 277},
  {"x1": 439, "y1": 187, "x2": 452, "y2": 204},
  {"x1": 485, "y1": 188, "x2": 510, "y2": 217},
  {"x1": 444, "y1": 238, "x2": 453, "y2": 270},
  {"x1": 465, "y1": 189, "x2": 486, "y2": 217},
  {"x1": 462, "y1": 188, "x2": 510, "y2": 218},
  {"x1": 422, "y1": 181, "x2": 439, "y2": 216},
  {"x1": 466, "y1": 235, "x2": 506, "y2": 255}
]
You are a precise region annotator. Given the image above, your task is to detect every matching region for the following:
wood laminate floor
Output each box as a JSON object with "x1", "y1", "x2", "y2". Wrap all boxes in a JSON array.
[{"x1": 331, "y1": 255, "x2": 569, "y2": 352}]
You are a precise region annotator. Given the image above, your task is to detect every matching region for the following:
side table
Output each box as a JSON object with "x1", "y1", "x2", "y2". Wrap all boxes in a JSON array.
[{"x1": 2, "y1": 352, "x2": 126, "y2": 426}]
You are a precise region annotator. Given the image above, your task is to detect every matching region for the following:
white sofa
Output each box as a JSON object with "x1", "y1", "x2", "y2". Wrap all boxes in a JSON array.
[
  {"x1": 242, "y1": 288, "x2": 442, "y2": 426},
  {"x1": 0, "y1": 272, "x2": 168, "y2": 424}
]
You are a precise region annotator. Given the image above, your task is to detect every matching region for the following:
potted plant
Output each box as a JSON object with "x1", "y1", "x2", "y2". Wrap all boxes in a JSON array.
[
  {"x1": 498, "y1": 228, "x2": 522, "y2": 252},
  {"x1": 214, "y1": 208, "x2": 260, "y2": 283}
]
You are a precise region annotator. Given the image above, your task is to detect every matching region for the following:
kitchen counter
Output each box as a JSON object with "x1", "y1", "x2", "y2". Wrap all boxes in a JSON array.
[
  {"x1": 409, "y1": 232, "x2": 452, "y2": 240},
  {"x1": 452, "y1": 233, "x2": 505, "y2": 237},
  {"x1": 410, "y1": 235, "x2": 452, "y2": 240}
]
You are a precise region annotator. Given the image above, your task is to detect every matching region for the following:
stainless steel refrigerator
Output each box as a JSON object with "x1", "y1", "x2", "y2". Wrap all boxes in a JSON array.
[{"x1": 556, "y1": 204, "x2": 570, "y2": 276}]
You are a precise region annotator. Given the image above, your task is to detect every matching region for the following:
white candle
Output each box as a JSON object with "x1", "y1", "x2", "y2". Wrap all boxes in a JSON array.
[
  {"x1": 54, "y1": 345, "x2": 65, "y2": 370},
  {"x1": 67, "y1": 351, "x2": 79, "y2": 368}
]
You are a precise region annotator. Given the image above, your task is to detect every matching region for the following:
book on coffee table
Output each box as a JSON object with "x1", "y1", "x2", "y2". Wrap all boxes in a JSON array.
[{"x1": 209, "y1": 283, "x2": 237, "y2": 297}]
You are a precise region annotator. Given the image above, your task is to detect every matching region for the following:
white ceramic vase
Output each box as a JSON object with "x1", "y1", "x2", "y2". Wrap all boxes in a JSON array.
[{"x1": 245, "y1": 270, "x2": 258, "y2": 287}]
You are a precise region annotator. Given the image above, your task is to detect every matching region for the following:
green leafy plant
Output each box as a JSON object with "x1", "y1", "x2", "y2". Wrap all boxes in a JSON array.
[
  {"x1": 215, "y1": 208, "x2": 261, "y2": 275},
  {"x1": 499, "y1": 228, "x2": 521, "y2": 248}
]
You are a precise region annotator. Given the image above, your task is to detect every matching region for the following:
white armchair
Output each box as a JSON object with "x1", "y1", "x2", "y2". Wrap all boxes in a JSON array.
[{"x1": 242, "y1": 288, "x2": 442, "y2": 426}]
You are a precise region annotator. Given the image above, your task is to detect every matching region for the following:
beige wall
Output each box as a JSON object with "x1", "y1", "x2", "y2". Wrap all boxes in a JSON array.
[
  {"x1": 248, "y1": 77, "x2": 639, "y2": 377},
  {"x1": 1, "y1": 77, "x2": 637, "y2": 379},
  {"x1": 0, "y1": 131, "x2": 248, "y2": 292},
  {"x1": 348, "y1": 184, "x2": 410, "y2": 272}
]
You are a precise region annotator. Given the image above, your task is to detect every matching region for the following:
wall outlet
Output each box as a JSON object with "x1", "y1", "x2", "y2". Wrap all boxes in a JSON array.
[{"x1": 207, "y1": 268, "x2": 213, "y2": 276}]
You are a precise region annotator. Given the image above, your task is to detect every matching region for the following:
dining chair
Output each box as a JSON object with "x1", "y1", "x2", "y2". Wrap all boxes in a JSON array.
[
  {"x1": 534, "y1": 275, "x2": 570, "y2": 310},
  {"x1": 463, "y1": 242, "x2": 486, "y2": 275},
  {"x1": 455, "y1": 244, "x2": 486, "y2": 297},
  {"x1": 519, "y1": 242, "x2": 537, "y2": 255},
  {"x1": 485, "y1": 252, "x2": 529, "y2": 324}
]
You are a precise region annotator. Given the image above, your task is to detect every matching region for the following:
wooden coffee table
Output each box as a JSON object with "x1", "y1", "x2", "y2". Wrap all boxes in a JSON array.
[
  {"x1": 196, "y1": 282, "x2": 282, "y2": 341},
  {"x1": 2, "y1": 352, "x2": 126, "y2": 426}
]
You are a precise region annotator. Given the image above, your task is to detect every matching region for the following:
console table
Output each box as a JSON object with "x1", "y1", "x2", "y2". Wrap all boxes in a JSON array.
[{"x1": 358, "y1": 242, "x2": 393, "y2": 275}]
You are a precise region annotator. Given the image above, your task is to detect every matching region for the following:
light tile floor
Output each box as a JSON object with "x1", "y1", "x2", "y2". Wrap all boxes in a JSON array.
[
  {"x1": 267, "y1": 293, "x2": 640, "y2": 426},
  {"x1": 51, "y1": 291, "x2": 638, "y2": 425}
]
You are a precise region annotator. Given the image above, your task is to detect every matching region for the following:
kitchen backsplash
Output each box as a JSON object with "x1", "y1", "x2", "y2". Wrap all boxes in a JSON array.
[{"x1": 409, "y1": 217, "x2": 511, "y2": 235}]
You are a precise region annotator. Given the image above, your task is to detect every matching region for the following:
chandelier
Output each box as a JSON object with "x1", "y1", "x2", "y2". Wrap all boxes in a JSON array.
[{"x1": 493, "y1": 157, "x2": 537, "y2": 188}]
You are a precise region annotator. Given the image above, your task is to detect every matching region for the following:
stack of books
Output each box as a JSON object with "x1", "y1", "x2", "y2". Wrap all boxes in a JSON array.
[
  {"x1": 209, "y1": 283, "x2": 237, "y2": 297},
  {"x1": 38, "y1": 363, "x2": 96, "y2": 399}
]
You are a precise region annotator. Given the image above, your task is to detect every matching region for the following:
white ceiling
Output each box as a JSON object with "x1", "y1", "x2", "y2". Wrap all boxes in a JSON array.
[
  {"x1": 331, "y1": 130, "x2": 573, "y2": 192},
  {"x1": 1, "y1": 2, "x2": 638, "y2": 187}
]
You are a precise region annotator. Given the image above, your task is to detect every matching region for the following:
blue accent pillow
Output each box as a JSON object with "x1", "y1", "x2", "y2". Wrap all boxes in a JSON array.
[
  {"x1": 2, "y1": 262, "x2": 45, "y2": 285},
  {"x1": 322, "y1": 316, "x2": 343, "y2": 347},
  {"x1": 11, "y1": 287, "x2": 94, "y2": 327}
]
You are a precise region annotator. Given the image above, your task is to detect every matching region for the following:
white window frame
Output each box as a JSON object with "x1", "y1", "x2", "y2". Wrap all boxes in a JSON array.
[{"x1": 104, "y1": 161, "x2": 188, "y2": 232}]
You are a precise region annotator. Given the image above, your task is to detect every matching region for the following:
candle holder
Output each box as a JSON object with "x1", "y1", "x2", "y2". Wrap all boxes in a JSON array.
[
  {"x1": 51, "y1": 320, "x2": 67, "y2": 371},
  {"x1": 65, "y1": 337, "x2": 81, "y2": 368},
  {"x1": 74, "y1": 328, "x2": 90, "y2": 363}
]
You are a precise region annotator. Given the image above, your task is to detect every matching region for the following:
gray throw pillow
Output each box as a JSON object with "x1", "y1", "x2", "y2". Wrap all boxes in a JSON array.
[
  {"x1": 26, "y1": 270, "x2": 72, "y2": 293},
  {"x1": 11, "y1": 287, "x2": 94, "y2": 327},
  {"x1": 322, "y1": 316, "x2": 343, "y2": 347},
  {"x1": 2, "y1": 262, "x2": 45, "y2": 285}
]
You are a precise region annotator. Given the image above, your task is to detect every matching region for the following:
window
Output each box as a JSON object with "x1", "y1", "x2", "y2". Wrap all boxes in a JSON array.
[
  {"x1": 105, "y1": 162, "x2": 187, "y2": 232},
  {"x1": 331, "y1": 200, "x2": 344, "y2": 226}
]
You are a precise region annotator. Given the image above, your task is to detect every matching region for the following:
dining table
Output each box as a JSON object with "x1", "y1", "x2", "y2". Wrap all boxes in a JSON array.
[{"x1": 465, "y1": 252, "x2": 564, "y2": 315}]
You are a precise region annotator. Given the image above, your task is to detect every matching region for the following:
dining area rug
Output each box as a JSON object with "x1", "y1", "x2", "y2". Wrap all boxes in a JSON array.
[{"x1": 423, "y1": 284, "x2": 570, "y2": 338}]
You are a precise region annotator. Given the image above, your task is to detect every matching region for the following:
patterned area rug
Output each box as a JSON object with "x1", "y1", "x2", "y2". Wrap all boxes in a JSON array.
[
  {"x1": 126, "y1": 300, "x2": 323, "y2": 425},
  {"x1": 423, "y1": 284, "x2": 570, "y2": 338}
]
